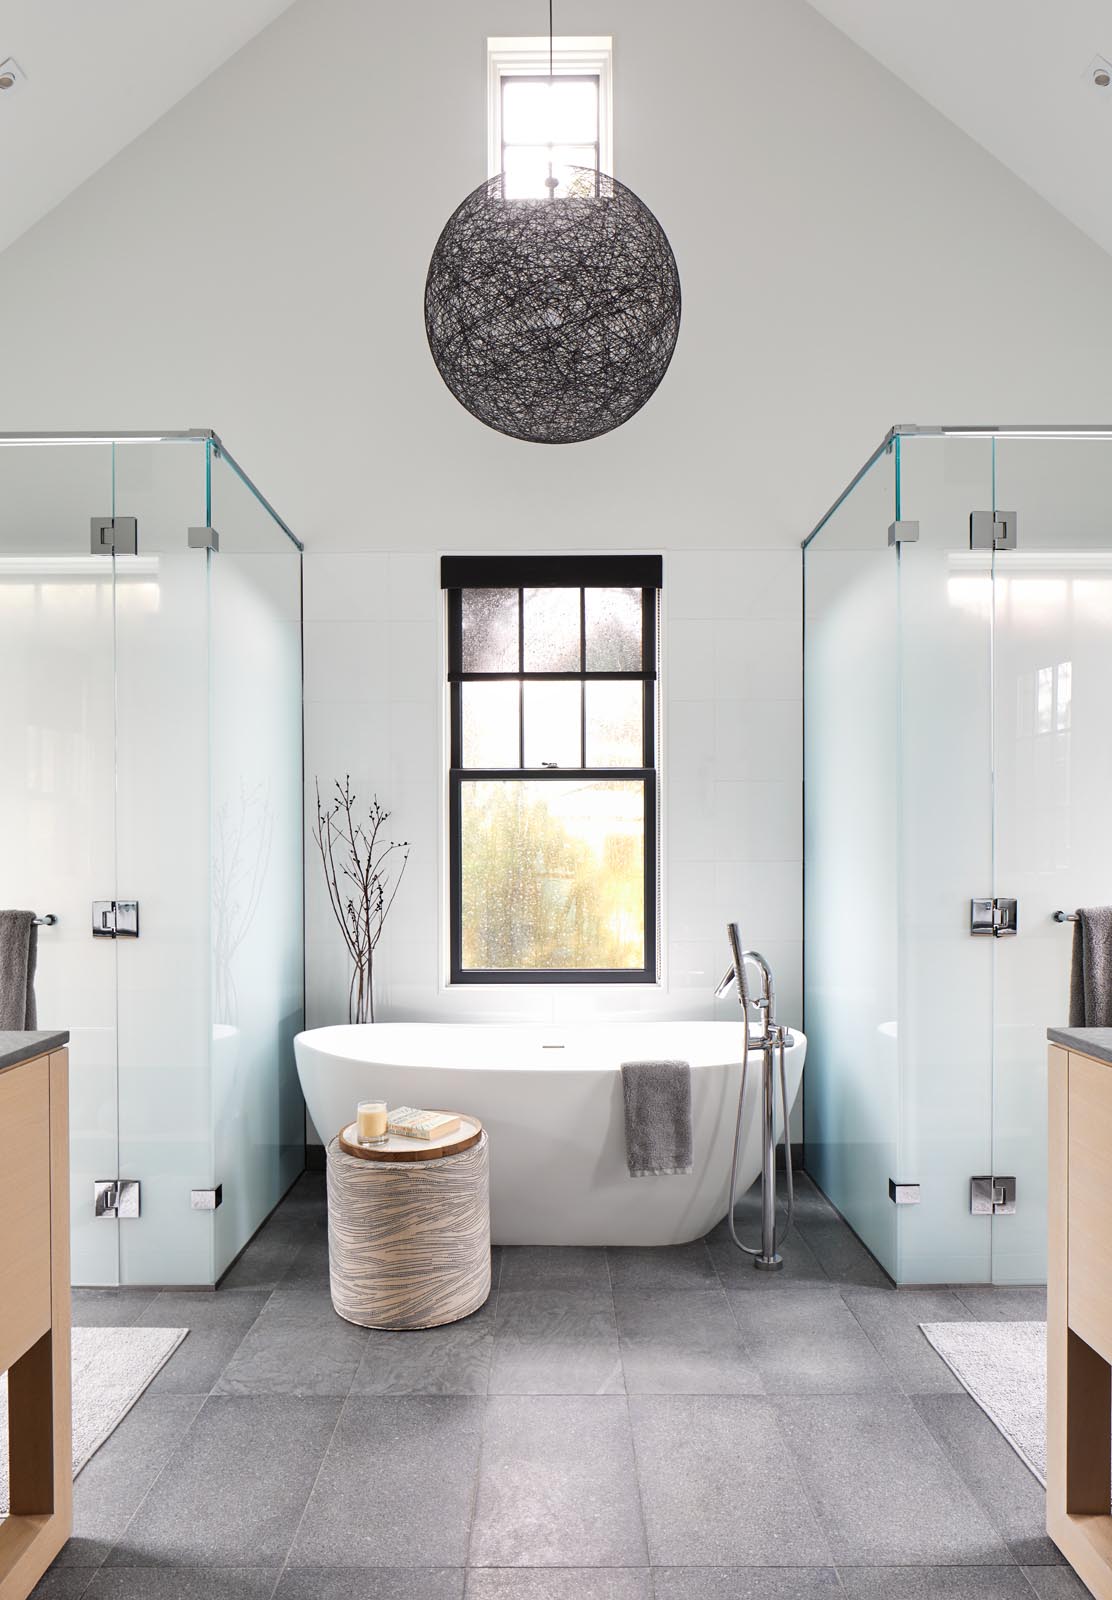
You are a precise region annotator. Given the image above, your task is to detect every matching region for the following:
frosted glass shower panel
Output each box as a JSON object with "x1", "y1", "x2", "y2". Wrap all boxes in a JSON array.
[
  {"x1": 0, "y1": 443, "x2": 120, "y2": 1286},
  {"x1": 209, "y1": 448, "x2": 304, "y2": 1280},
  {"x1": 802, "y1": 445, "x2": 899, "y2": 1277},
  {"x1": 894, "y1": 437, "x2": 995, "y2": 1285}
]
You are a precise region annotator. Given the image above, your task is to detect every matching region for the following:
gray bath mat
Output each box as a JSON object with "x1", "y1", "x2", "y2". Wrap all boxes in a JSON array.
[
  {"x1": 921, "y1": 1320, "x2": 1048, "y2": 1483},
  {"x1": 0, "y1": 1323, "x2": 187, "y2": 1513}
]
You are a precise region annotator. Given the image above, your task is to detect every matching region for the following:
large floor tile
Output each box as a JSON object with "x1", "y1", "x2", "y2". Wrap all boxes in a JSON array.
[
  {"x1": 276, "y1": 1234, "x2": 332, "y2": 1291},
  {"x1": 221, "y1": 1218, "x2": 319, "y2": 1291},
  {"x1": 913, "y1": 1393, "x2": 1061, "y2": 1566},
  {"x1": 352, "y1": 1298, "x2": 495, "y2": 1396},
  {"x1": 629, "y1": 1394, "x2": 829, "y2": 1566},
  {"x1": 489, "y1": 1291, "x2": 622, "y2": 1395},
  {"x1": 953, "y1": 1287, "x2": 1048, "y2": 1322},
  {"x1": 29, "y1": 1573, "x2": 96, "y2": 1599},
  {"x1": 727, "y1": 1288, "x2": 896, "y2": 1394},
  {"x1": 497, "y1": 1247, "x2": 612, "y2": 1294},
  {"x1": 276, "y1": 1572, "x2": 465, "y2": 1598},
  {"x1": 71, "y1": 1289, "x2": 160, "y2": 1328},
  {"x1": 605, "y1": 1243, "x2": 717, "y2": 1292},
  {"x1": 142, "y1": 1292, "x2": 270, "y2": 1397},
  {"x1": 614, "y1": 1289, "x2": 762, "y2": 1394},
  {"x1": 470, "y1": 1395, "x2": 647, "y2": 1568},
  {"x1": 842, "y1": 1289, "x2": 974, "y2": 1394},
  {"x1": 108, "y1": 1396, "x2": 339, "y2": 1567},
  {"x1": 1021, "y1": 1570, "x2": 1095, "y2": 1599},
  {"x1": 214, "y1": 1290, "x2": 366, "y2": 1397},
  {"x1": 56, "y1": 1394, "x2": 205, "y2": 1569},
  {"x1": 291, "y1": 1396, "x2": 483, "y2": 1567},
  {"x1": 791, "y1": 1216, "x2": 891, "y2": 1288},
  {"x1": 465, "y1": 1573, "x2": 651, "y2": 1599},
  {"x1": 775, "y1": 1393, "x2": 1012, "y2": 1565},
  {"x1": 654, "y1": 1572, "x2": 840, "y2": 1600},
  {"x1": 838, "y1": 1571, "x2": 1037, "y2": 1600},
  {"x1": 83, "y1": 1573, "x2": 279, "y2": 1599},
  {"x1": 706, "y1": 1222, "x2": 833, "y2": 1291}
]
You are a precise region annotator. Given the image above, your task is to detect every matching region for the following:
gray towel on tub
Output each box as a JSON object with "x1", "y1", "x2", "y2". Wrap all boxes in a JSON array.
[
  {"x1": 1070, "y1": 907, "x2": 1112, "y2": 1027},
  {"x1": 621, "y1": 1060, "x2": 692, "y2": 1177},
  {"x1": 0, "y1": 910, "x2": 38, "y2": 1030}
]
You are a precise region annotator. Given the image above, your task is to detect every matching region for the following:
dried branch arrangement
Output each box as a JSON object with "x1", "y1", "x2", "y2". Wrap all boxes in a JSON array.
[{"x1": 313, "y1": 777, "x2": 410, "y2": 1024}]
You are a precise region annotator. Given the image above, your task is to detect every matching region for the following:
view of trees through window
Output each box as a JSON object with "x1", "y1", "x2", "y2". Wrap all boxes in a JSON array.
[{"x1": 445, "y1": 560, "x2": 659, "y2": 982}]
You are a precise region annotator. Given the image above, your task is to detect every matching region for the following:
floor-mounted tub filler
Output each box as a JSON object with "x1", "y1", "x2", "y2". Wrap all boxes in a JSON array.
[{"x1": 294, "y1": 1005, "x2": 805, "y2": 1248}]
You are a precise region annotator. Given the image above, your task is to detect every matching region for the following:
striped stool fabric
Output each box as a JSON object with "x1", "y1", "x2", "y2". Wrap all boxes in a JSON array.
[{"x1": 326, "y1": 1131, "x2": 491, "y2": 1330}]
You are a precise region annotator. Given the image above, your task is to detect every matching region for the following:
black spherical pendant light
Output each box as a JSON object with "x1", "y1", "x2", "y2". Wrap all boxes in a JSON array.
[{"x1": 425, "y1": 165, "x2": 681, "y2": 444}]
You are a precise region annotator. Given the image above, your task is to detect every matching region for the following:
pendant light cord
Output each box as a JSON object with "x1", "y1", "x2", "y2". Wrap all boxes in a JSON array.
[{"x1": 549, "y1": 0, "x2": 554, "y2": 80}]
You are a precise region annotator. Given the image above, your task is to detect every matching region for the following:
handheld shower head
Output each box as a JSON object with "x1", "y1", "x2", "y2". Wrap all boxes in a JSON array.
[{"x1": 715, "y1": 923, "x2": 752, "y2": 1009}]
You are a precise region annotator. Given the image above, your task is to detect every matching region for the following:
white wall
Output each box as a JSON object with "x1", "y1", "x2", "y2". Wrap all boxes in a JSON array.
[{"x1": 3, "y1": 0, "x2": 1112, "y2": 1138}]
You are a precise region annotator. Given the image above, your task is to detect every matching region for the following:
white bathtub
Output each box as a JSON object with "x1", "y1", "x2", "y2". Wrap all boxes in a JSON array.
[{"x1": 294, "y1": 1021, "x2": 806, "y2": 1246}]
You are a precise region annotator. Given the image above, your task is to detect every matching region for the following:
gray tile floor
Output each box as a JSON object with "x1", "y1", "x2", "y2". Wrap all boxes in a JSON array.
[{"x1": 39, "y1": 1171, "x2": 1089, "y2": 1600}]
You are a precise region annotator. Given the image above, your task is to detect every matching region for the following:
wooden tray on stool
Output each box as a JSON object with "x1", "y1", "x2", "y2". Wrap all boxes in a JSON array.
[{"x1": 337, "y1": 1112, "x2": 483, "y2": 1163}]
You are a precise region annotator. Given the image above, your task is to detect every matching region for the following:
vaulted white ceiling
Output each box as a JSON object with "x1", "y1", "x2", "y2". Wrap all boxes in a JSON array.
[
  {"x1": 807, "y1": 0, "x2": 1112, "y2": 260},
  {"x1": 0, "y1": 0, "x2": 296, "y2": 255}
]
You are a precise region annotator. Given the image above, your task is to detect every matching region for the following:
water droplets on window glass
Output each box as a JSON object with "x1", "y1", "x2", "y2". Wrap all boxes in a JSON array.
[
  {"x1": 462, "y1": 681, "x2": 520, "y2": 767},
  {"x1": 524, "y1": 587, "x2": 580, "y2": 670},
  {"x1": 460, "y1": 779, "x2": 645, "y2": 971},
  {"x1": 462, "y1": 588, "x2": 519, "y2": 672},
  {"x1": 586, "y1": 680, "x2": 642, "y2": 765},
  {"x1": 585, "y1": 587, "x2": 642, "y2": 671}
]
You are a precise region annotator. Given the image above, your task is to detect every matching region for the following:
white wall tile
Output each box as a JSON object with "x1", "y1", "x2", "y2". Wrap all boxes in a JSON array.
[
  {"x1": 386, "y1": 620, "x2": 439, "y2": 703},
  {"x1": 712, "y1": 781, "x2": 802, "y2": 863},
  {"x1": 665, "y1": 620, "x2": 716, "y2": 701},
  {"x1": 303, "y1": 620, "x2": 389, "y2": 703},
  {"x1": 711, "y1": 552, "x2": 801, "y2": 621},
  {"x1": 303, "y1": 554, "x2": 388, "y2": 621},
  {"x1": 387, "y1": 554, "x2": 440, "y2": 621},
  {"x1": 713, "y1": 617, "x2": 803, "y2": 702},
  {"x1": 715, "y1": 699, "x2": 802, "y2": 783}
]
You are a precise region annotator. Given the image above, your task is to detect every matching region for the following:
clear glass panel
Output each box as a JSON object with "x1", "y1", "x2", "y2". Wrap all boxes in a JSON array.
[
  {"x1": 463, "y1": 680, "x2": 520, "y2": 767},
  {"x1": 585, "y1": 587, "x2": 642, "y2": 671},
  {"x1": 586, "y1": 680, "x2": 642, "y2": 766},
  {"x1": 460, "y1": 779, "x2": 645, "y2": 970},
  {"x1": 0, "y1": 442, "x2": 120, "y2": 1285},
  {"x1": 523, "y1": 586, "x2": 580, "y2": 670},
  {"x1": 502, "y1": 77, "x2": 598, "y2": 145},
  {"x1": 112, "y1": 440, "x2": 213, "y2": 1286},
  {"x1": 209, "y1": 449, "x2": 304, "y2": 1281},
  {"x1": 462, "y1": 587, "x2": 519, "y2": 672},
  {"x1": 895, "y1": 435, "x2": 995, "y2": 1285},
  {"x1": 523, "y1": 680, "x2": 581, "y2": 767},
  {"x1": 802, "y1": 446, "x2": 900, "y2": 1278},
  {"x1": 989, "y1": 438, "x2": 1112, "y2": 1283}
]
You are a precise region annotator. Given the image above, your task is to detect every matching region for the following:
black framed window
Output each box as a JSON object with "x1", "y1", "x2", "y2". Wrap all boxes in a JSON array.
[{"x1": 444, "y1": 555, "x2": 661, "y2": 984}]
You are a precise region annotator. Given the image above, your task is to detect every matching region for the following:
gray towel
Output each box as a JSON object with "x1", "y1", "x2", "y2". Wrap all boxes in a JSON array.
[
  {"x1": 1070, "y1": 907, "x2": 1112, "y2": 1027},
  {"x1": 621, "y1": 1060, "x2": 692, "y2": 1177},
  {"x1": 0, "y1": 910, "x2": 37, "y2": 1030}
]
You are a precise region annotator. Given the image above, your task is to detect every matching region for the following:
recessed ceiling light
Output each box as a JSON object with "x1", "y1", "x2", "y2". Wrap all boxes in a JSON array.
[
  {"x1": 0, "y1": 57, "x2": 26, "y2": 96},
  {"x1": 1087, "y1": 53, "x2": 1112, "y2": 90}
]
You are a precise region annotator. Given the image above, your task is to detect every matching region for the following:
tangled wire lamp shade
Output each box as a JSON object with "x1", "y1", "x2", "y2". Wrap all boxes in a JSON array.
[{"x1": 424, "y1": 166, "x2": 681, "y2": 444}]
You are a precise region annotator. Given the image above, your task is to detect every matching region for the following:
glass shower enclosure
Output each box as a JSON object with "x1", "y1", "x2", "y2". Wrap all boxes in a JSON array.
[
  {"x1": 804, "y1": 425, "x2": 1112, "y2": 1285},
  {"x1": 0, "y1": 431, "x2": 304, "y2": 1286}
]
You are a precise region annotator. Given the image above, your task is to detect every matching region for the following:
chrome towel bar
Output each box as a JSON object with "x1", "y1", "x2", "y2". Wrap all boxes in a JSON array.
[
  {"x1": 32, "y1": 913, "x2": 58, "y2": 926},
  {"x1": 1054, "y1": 911, "x2": 1079, "y2": 923}
]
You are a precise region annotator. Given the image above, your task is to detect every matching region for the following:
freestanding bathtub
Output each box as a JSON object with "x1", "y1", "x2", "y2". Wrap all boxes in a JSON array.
[{"x1": 294, "y1": 1021, "x2": 806, "y2": 1246}]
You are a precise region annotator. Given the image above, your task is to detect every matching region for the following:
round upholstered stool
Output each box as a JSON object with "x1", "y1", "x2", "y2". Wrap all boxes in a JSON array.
[{"x1": 326, "y1": 1129, "x2": 490, "y2": 1330}]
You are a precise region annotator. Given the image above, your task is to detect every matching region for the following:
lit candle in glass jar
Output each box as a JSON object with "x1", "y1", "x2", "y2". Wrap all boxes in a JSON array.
[{"x1": 356, "y1": 1100, "x2": 388, "y2": 1145}]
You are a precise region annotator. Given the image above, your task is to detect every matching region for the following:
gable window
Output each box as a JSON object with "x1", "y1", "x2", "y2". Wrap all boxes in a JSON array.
[
  {"x1": 444, "y1": 555, "x2": 660, "y2": 984},
  {"x1": 487, "y1": 36, "x2": 614, "y2": 198}
]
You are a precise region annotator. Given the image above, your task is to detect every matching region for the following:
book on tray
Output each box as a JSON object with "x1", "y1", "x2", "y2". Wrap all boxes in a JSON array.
[{"x1": 386, "y1": 1107, "x2": 461, "y2": 1141}]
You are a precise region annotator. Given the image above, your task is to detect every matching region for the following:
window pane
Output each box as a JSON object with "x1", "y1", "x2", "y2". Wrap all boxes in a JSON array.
[
  {"x1": 460, "y1": 779, "x2": 645, "y2": 970},
  {"x1": 523, "y1": 680, "x2": 581, "y2": 767},
  {"x1": 586, "y1": 680, "x2": 643, "y2": 766},
  {"x1": 462, "y1": 587, "x2": 519, "y2": 672},
  {"x1": 585, "y1": 587, "x2": 642, "y2": 671},
  {"x1": 462, "y1": 681, "x2": 520, "y2": 767},
  {"x1": 502, "y1": 145, "x2": 550, "y2": 200},
  {"x1": 523, "y1": 586, "x2": 580, "y2": 670},
  {"x1": 502, "y1": 77, "x2": 598, "y2": 146}
]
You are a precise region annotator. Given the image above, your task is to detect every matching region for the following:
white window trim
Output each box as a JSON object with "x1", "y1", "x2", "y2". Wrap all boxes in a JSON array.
[{"x1": 486, "y1": 35, "x2": 614, "y2": 181}]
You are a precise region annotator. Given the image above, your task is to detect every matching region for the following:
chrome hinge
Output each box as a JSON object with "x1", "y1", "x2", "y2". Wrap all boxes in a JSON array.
[
  {"x1": 971, "y1": 1175, "x2": 1016, "y2": 1215},
  {"x1": 888, "y1": 520, "x2": 920, "y2": 546},
  {"x1": 190, "y1": 1185, "x2": 223, "y2": 1211},
  {"x1": 92, "y1": 899, "x2": 140, "y2": 939},
  {"x1": 187, "y1": 525, "x2": 220, "y2": 551},
  {"x1": 90, "y1": 515, "x2": 138, "y2": 555},
  {"x1": 970, "y1": 510, "x2": 1017, "y2": 551},
  {"x1": 970, "y1": 897, "x2": 1017, "y2": 937},
  {"x1": 889, "y1": 1179, "x2": 921, "y2": 1205},
  {"x1": 94, "y1": 1179, "x2": 141, "y2": 1219}
]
